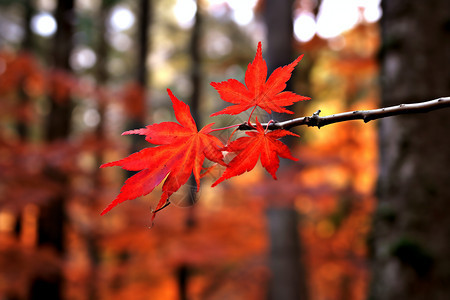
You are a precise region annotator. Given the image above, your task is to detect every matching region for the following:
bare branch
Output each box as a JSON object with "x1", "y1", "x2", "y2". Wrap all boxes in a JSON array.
[{"x1": 238, "y1": 97, "x2": 450, "y2": 131}]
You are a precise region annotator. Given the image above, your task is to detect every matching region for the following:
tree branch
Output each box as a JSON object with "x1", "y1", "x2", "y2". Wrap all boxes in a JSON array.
[{"x1": 238, "y1": 97, "x2": 450, "y2": 131}]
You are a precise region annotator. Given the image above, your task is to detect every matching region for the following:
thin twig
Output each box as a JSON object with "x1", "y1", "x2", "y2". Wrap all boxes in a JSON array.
[{"x1": 238, "y1": 97, "x2": 450, "y2": 131}]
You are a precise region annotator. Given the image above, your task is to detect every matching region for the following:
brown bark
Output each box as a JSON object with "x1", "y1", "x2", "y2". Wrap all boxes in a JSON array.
[
  {"x1": 137, "y1": 0, "x2": 151, "y2": 87},
  {"x1": 86, "y1": 2, "x2": 114, "y2": 299},
  {"x1": 263, "y1": 0, "x2": 309, "y2": 299},
  {"x1": 31, "y1": 1, "x2": 75, "y2": 299},
  {"x1": 45, "y1": 0, "x2": 75, "y2": 141},
  {"x1": 176, "y1": 1, "x2": 203, "y2": 299},
  {"x1": 266, "y1": 208, "x2": 307, "y2": 300},
  {"x1": 369, "y1": 1, "x2": 450, "y2": 299},
  {"x1": 126, "y1": 0, "x2": 151, "y2": 153}
]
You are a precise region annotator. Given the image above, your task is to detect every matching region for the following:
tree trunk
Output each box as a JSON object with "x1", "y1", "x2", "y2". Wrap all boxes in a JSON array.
[
  {"x1": 86, "y1": 2, "x2": 114, "y2": 299},
  {"x1": 14, "y1": 0, "x2": 35, "y2": 140},
  {"x1": 266, "y1": 208, "x2": 307, "y2": 300},
  {"x1": 369, "y1": 1, "x2": 450, "y2": 299},
  {"x1": 263, "y1": 0, "x2": 308, "y2": 299},
  {"x1": 176, "y1": 1, "x2": 203, "y2": 299},
  {"x1": 137, "y1": 0, "x2": 151, "y2": 87},
  {"x1": 12, "y1": 0, "x2": 36, "y2": 239},
  {"x1": 30, "y1": 1, "x2": 75, "y2": 299},
  {"x1": 45, "y1": 0, "x2": 75, "y2": 141},
  {"x1": 126, "y1": 0, "x2": 151, "y2": 156}
]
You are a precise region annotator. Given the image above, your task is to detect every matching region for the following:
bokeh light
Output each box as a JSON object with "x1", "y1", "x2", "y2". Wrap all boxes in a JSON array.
[
  {"x1": 294, "y1": 12, "x2": 316, "y2": 42},
  {"x1": 294, "y1": 0, "x2": 382, "y2": 42},
  {"x1": 70, "y1": 46, "x2": 97, "y2": 71},
  {"x1": 173, "y1": 0, "x2": 197, "y2": 29},
  {"x1": 109, "y1": 5, "x2": 135, "y2": 32},
  {"x1": 31, "y1": 12, "x2": 57, "y2": 37}
]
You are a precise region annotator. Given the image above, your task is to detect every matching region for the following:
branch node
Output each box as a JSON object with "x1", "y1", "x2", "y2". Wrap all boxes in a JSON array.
[{"x1": 306, "y1": 110, "x2": 323, "y2": 128}]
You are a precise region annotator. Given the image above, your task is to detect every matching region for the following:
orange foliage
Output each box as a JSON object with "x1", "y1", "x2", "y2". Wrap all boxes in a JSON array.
[
  {"x1": 47, "y1": 69, "x2": 76, "y2": 103},
  {"x1": 121, "y1": 81, "x2": 147, "y2": 121},
  {"x1": 0, "y1": 51, "x2": 45, "y2": 97},
  {"x1": 0, "y1": 19, "x2": 379, "y2": 300}
]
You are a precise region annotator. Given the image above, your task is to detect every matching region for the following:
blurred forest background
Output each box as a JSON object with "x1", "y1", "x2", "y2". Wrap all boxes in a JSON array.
[{"x1": 0, "y1": 0, "x2": 448, "y2": 300}]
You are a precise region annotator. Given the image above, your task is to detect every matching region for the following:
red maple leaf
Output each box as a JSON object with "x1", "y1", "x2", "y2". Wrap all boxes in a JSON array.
[
  {"x1": 212, "y1": 118, "x2": 299, "y2": 187},
  {"x1": 210, "y1": 41, "x2": 309, "y2": 119},
  {"x1": 101, "y1": 89, "x2": 225, "y2": 216}
]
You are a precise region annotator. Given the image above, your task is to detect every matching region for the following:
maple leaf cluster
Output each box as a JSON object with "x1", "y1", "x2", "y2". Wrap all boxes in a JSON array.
[{"x1": 101, "y1": 42, "x2": 310, "y2": 219}]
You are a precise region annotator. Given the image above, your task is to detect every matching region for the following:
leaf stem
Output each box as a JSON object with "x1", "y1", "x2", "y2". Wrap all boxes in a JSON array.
[
  {"x1": 265, "y1": 119, "x2": 275, "y2": 133},
  {"x1": 209, "y1": 123, "x2": 241, "y2": 132},
  {"x1": 248, "y1": 106, "x2": 258, "y2": 125},
  {"x1": 226, "y1": 127, "x2": 239, "y2": 145}
]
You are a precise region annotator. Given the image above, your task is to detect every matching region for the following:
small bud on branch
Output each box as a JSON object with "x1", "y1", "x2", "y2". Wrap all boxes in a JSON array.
[{"x1": 238, "y1": 97, "x2": 450, "y2": 131}]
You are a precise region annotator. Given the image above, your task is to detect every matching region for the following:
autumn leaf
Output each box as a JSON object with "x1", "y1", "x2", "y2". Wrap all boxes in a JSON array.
[
  {"x1": 101, "y1": 89, "x2": 225, "y2": 216},
  {"x1": 210, "y1": 41, "x2": 310, "y2": 119},
  {"x1": 212, "y1": 118, "x2": 299, "y2": 187}
]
